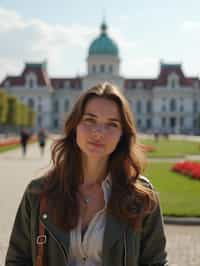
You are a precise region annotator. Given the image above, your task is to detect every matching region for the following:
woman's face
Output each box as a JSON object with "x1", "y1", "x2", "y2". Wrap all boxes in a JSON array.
[{"x1": 76, "y1": 97, "x2": 122, "y2": 161}]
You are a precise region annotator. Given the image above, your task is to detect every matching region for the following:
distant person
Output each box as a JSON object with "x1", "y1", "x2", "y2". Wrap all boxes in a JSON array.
[
  {"x1": 19, "y1": 128, "x2": 30, "y2": 157},
  {"x1": 37, "y1": 128, "x2": 47, "y2": 156}
]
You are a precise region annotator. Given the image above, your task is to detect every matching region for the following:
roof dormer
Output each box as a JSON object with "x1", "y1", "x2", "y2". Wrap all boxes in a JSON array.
[
  {"x1": 167, "y1": 72, "x2": 179, "y2": 89},
  {"x1": 25, "y1": 72, "x2": 37, "y2": 89}
]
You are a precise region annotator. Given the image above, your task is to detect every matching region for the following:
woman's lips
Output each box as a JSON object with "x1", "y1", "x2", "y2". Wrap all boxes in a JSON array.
[{"x1": 88, "y1": 141, "x2": 104, "y2": 148}]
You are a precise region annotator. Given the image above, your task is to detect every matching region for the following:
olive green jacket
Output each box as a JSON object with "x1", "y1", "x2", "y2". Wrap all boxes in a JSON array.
[{"x1": 6, "y1": 177, "x2": 168, "y2": 266}]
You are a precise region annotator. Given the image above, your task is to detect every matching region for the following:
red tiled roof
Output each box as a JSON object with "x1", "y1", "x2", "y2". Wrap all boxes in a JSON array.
[
  {"x1": 50, "y1": 78, "x2": 82, "y2": 90},
  {"x1": 124, "y1": 78, "x2": 156, "y2": 89},
  {"x1": 21, "y1": 63, "x2": 51, "y2": 87},
  {"x1": 0, "y1": 62, "x2": 52, "y2": 89},
  {"x1": 124, "y1": 63, "x2": 200, "y2": 89},
  {"x1": 155, "y1": 63, "x2": 195, "y2": 86},
  {"x1": 0, "y1": 76, "x2": 24, "y2": 86}
]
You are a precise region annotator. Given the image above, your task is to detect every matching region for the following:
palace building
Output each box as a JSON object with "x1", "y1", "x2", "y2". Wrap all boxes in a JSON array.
[{"x1": 1, "y1": 22, "x2": 200, "y2": 134}]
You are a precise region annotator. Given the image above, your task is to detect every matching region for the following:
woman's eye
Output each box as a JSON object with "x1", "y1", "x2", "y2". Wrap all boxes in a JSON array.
[
  {"x1": 83, "y1": 118, "x2": 95, "y2": 124},
  {"x1": 108, "y1": 123, "x2": 118, "y2": 128}
]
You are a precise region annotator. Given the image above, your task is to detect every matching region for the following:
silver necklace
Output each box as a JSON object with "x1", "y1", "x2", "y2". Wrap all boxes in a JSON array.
[
  {"x1": 83, "y1": 197, "x2": 91, "y2": 204},
  {"x1": 79, "y1": 193, "x2": 92, "y2": 205}
]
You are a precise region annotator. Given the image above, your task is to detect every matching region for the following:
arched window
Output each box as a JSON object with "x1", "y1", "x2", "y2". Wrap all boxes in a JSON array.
[
  {"x1": 109, "y1": 65, "x2": 113, "y2": 73},
  {"x1": 170, "y1": 98, "x2": 177, "y2": 112},
  {"x1": 146, "y1": 119, "x2": 152, "y2": 129},
  {"x1": 64, "y1": 99, "x2": 69, "y2": 112},
  {"x1": 53, "y1": 100, "x2": 59, "y2": 113},
  {"x1": 38, "y1": 103, "x2": 42, "y2": 112},
  {"x1": 26, "y1": 72, "x2": 37, "y2": 89},
  {"x1": 28, "y1": 98, "x2": 34, "y2": 108},
  {"x1": 146, "y1": 100, "x2": 152, "y2": 113},
  {"x1": 162, "y1": 105, "x2": 166, "y2": 112},
  {"x1": 136, "y1": 100, "x2": 142, "y2": 114},
  {"x1": 100, "y1": 64, "x2": 105, "y2": 73},
  {"x1": 167, "y1": 73, "x2": 179, "y2": 89},
  {"x1": 193, "y1": 100, "x2": 198, "y2": 113},
  {"x1": 92, "y1": 65, "x2": 96, "y2": 73}
]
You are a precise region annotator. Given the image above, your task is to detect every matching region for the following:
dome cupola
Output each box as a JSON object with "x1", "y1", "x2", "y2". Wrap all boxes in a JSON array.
[{"x1": 88, "y1": 22, "x2": 119, "y2": 56}]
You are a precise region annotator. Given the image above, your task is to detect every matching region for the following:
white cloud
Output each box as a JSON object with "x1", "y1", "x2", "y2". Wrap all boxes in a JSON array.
[
  {"x1": 0, "y1": 7, "x2": 97, "y2": 80},
  {"x1": 182, "y1": 21, "x2": 200, "y2": 31},
  {"x1": 0, "y1": 7, "x2": 162, "y2": 81},
  {"x1": 122, "y1": 56, "x2": 159, "y2": 77}
]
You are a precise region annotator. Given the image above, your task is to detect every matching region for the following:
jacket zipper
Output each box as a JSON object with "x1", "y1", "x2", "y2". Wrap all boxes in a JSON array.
[{"x1": 40, "y1": 219, "x2": 69, "y2": 264}]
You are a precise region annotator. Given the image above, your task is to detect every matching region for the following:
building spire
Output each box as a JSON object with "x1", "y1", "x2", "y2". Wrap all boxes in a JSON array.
[{"x1": 101, "y1": 9, "x2": 107, "y2": 33}]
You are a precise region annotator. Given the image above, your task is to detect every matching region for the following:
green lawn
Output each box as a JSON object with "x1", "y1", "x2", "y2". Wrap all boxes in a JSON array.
[
  {"x1": 144, "y1": 162, "x2": 200, "y2": 217},
  {"x1": 141, "y1": 138, "x2": 200, "y2": 158}
]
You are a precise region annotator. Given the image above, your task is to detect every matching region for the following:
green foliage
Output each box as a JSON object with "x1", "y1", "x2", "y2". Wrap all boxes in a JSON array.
[
  {"x1": 0, "y1": 89, "x2": 8, "y2": 124},
  {"x1": 28, "y1": 108, "x2": 36, "y2": 127},
  {"x1": 6, "y1": 95, "x2": 19, "y2": 125}
]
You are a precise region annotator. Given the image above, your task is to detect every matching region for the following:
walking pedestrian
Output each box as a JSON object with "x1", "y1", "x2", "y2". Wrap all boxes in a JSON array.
[
  {"x1": 6, "y1": 82, "x2": 168, "y2": 266},
  {"x1": 19, "y1": 128, "x2": 30, "y2": 157},
  {"x1": 37, "y1": 128, "x2": 47, "y2": 156}
]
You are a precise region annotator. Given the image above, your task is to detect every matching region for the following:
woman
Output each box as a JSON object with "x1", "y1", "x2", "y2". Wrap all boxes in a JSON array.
[{"x1": 6, "y1": 82, "x2": 168, "y2": 266}]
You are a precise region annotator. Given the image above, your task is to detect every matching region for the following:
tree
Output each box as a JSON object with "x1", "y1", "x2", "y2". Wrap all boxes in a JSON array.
[{"x1": 0, "y1": 89, "x2": 8, "y2": 124}]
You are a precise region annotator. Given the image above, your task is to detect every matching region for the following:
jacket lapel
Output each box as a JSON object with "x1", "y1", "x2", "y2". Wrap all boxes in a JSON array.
[
  {"x1": 39, "y1": 212, "x2": 70, "y2": 259},
  {"x1": 102, "y1": 213, "x2": 128, "y2": 253}
]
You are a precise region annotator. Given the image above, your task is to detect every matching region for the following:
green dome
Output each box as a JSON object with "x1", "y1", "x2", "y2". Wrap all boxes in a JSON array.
[{"x1": 88, "y1": 22, "x2": 119, "y2": 56}]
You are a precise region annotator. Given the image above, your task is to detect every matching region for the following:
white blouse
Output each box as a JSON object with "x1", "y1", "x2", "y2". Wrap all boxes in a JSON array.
[{"x1": 68, "y1": 176, "x2": 111, "y2": 266}]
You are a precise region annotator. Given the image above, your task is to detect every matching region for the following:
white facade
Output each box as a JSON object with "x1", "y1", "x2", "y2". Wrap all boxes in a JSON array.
[{"x1": 1, "y1": 23, "x2": 200, "y2": 134}]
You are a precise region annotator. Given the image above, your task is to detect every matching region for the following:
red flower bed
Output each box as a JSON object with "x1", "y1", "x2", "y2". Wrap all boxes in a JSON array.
[
  {"x1": 172, "y1": 161, "x2": 200, "y2": 180},
  {"x1": 0, "y1": 136, "x2": 37, "y2": 148}
]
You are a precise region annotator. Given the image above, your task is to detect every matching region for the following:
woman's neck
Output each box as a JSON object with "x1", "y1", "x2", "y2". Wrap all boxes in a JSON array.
[{"x1": 82, "y1": 158, "x2": 108, "y2": 185}]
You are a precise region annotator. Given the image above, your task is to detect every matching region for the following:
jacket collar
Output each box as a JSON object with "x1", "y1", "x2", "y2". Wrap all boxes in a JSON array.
[{"x1": 40, "y1": 211, "x2": 127, "y2": 257}]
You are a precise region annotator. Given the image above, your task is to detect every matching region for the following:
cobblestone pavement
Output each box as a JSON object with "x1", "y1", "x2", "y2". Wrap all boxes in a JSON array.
[
  {"x1": 0, "y1": 141, "x2": 200, "y2": 266},
  {"x1": 165, "y1": 224, "x2": 200, "y2": 265}
]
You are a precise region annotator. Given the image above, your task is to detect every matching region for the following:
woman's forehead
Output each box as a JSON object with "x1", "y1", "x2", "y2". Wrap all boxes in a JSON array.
[{"x1": 83, "y1": 97, "x2": 121, "y2": 118}]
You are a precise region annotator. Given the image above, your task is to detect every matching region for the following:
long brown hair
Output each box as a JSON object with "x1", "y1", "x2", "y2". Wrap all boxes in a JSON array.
[{"x1": 43, "y1": 82, "x2": 158, "y2": 230}]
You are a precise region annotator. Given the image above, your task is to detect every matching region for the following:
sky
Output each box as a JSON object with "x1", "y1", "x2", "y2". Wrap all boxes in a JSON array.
[{"x1": 0, "y1": 0, "x2": 200, "y2": 81}]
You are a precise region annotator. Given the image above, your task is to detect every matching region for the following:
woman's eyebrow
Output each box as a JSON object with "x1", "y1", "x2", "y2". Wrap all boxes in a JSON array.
[
  {"x1": 83, "y1": 112, "x2": 96, "y2": 117},
  {"x1": 83, "y1": 113, "x2": 121, "y2": 122}
]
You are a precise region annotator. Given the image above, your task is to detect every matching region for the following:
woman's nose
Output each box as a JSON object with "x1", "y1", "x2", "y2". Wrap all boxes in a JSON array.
[{"x1": 92, "y1": 124, "x2": 105, "y2": 135}]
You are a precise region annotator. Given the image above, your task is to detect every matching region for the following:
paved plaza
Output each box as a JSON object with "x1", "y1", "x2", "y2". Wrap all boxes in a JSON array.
[{"x1": 0, "y1": 141, "x2": 200, "y2": 265}]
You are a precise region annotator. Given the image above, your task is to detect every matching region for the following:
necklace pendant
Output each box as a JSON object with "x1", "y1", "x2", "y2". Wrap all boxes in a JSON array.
[{"x1": 85, "y1": 197, "x2": 90, "y2": 204}]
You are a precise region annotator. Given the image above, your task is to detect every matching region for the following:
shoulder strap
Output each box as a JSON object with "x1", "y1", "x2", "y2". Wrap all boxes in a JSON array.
[{"x1": 35, "y1": 194, "x2": 47, "y2": 266}]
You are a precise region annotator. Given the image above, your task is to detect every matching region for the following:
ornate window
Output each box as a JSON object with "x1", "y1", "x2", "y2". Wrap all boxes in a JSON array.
[
  {"x1": 38, "y1": 103, "x2": 42, "y2": 112},
  {"x1": 167, "y1": 73, "x2": 179, "y2": 88},
  {"x1": 136, "y1": 81, "x2": 143, "y2": 89},
  {"x1": 146, "y1": 119, "x2": 152, "y2": 129},
  {"x1": 146, "y1": 100, "x2": 152, "y2": 113},
  {"x1": 162, "y1": 117, "x2": 166, "y2": 128},
  {"x1": 109, "y1": 65, "x2": 113, "y2": 73},
  {"x1": 100, "y1": 64, "x2": 105, "y2": 73},
  {"x1": 136, "y1": 100, "x2": 142, "y2": 114},
  {"x1": 65, "y1": 81, "x2": 70, "y2": 89},
  {"x1": 53, "y1": 100, "x2": 59, "y2": 113},
  {"x1": 92, "y1": 65, "x2": 96, "y2": 73},
  {"x1": 170, "y1": 98, "x2": 177, "y2": 112},
  {"x1": 26, "y1": 72, "x2": 37, "y2": 89},
  {"x1": 64, "y1": 99, "x2": 69, "y2": 112},
  {"x1": 28, "y1": 98, "x2": 34, "y2": 109}
]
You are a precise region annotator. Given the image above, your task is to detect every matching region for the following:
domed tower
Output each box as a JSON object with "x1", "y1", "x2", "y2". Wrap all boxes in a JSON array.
[{"x1": 87, "y1": 21, "x2": 120, "y2": 76}]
